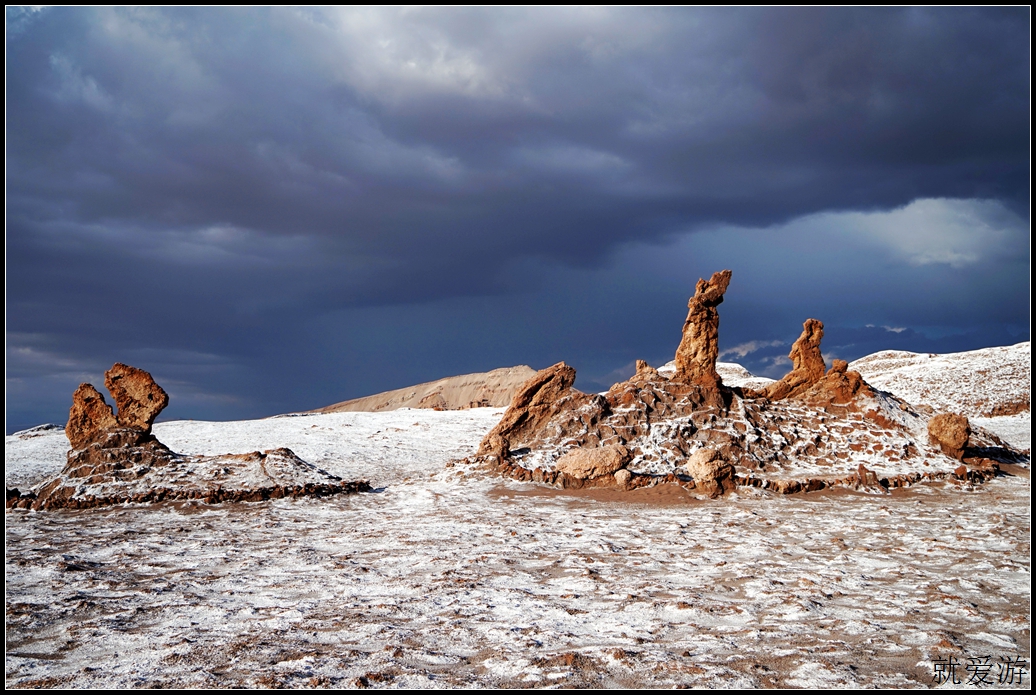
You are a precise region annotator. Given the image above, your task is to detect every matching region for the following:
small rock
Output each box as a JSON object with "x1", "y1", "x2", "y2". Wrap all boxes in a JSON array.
[{"x1": 555, "y1": 445, "x2": 631, "y2": 480}]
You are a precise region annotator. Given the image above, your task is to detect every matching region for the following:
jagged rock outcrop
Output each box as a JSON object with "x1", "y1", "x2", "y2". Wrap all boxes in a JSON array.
[
  {"x1": 477, "y1": 362, "x2": 582, "y2": 458},
  {"x1": 462, "y1": 271, "x2": 1022, "y2": 497},
  {"x1": 8, "y1": 364, "x2": 369, "y2": 511},
  {"x1": 66, "y1": 383, "x2": 120, "y2": 449},
  {"x1": 633, "y1": 360, "x2": 661, "y2": 384},
  {"x1": 674, "y1": 270, "x2": 732, "y2": 388},
  {"x1": 928, "y1": 413, "x2": 971, "y2": 460},
  {"x1": 65, "y1": 364, "x2": 178, "y2": 475},
  {"x1": 750, "y1": 319, "x2": 826, "y2": 400},
  {"x1": 795, "y1": 359, "x2": 871, "y2": 407}
]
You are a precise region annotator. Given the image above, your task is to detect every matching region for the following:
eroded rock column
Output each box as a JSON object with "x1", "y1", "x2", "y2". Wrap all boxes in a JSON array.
[{"x1": 673, "y1": 269, "x2": 732, "y2": 388}]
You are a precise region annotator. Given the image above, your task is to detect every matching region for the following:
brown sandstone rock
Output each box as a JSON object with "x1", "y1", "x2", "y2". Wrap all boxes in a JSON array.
[
  {"x1": 10, "y1": 367, "x2": 373, "y2": 511},
  {"x1": 674, "y1": 270, "x2": 732, "y2": 388},
  {"x1": 857, "y1": 463, "x2": 879, "y2": 487},
  {"x1": 105, "y1": 363, "x2": 169, "y2": 431},
  {"x1": 684, "y1": 448, "x2": 736, "y2": 498},
  {"x1": 476, "y1": 362, "x2": 579, "y2": 457},
  {"x1": 555, "y1": 444, "x2": 631, "y2": 480},
  {"x1": 752, "y1": 319, "x2": 826, "y2": 400},
  {"x1": 613, "y1": 469, "x2": 632, "y2": 488},
  {"x1": 928, "y1": 413, "x2": 970, "y2": 460},
  {"x1": 795, "y1": 360, "x2": 870, "y2": 408},
  {"x1": 66, "y1": 383, "x2": 119, "y2": 449},
  {"x1": 633, "y1": 360, "x2": 662, "y2": 383}
]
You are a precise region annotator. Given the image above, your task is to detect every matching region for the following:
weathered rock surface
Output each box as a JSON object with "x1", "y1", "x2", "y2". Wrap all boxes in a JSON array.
[
  {"x1": 928, "y1": 413, "x2": 971, "y2": 460},
  {"x1": 10, "y1": 448, "x2": 370, "y2": 511},
  {"x1": 633, "y1": 360, "x2": 661, "y2": 384},
  {"x1": 66, "y1": 383, "x2": 119, "y2": 449},
  {"x1": 683, "y1": 448, "x2": 736, "y2": 498},
  {"x1": 465, "y1": 270, "x2": 1024, "y2": 496},
  {"x1": 555, "y1": 445, "x2": 631, "y2": 480},
  {"x1": 795, "y1": 359, "x2": 871, "y2": 407},
  {"x1": 673, "y1": 269, "x2": 732, "y2": 388},
  {"x1": 9, "y1": 365, "x2": 369, "y2": 511},
  {"x1": 477, "y1": 362, "x2": 583, "y2": 458},
  {"x1": 105, "y1": 362, "x2": 169, "y2": 431},
  {"x1": 750, "y1": 319, "x2": 826, "y2": 400}
]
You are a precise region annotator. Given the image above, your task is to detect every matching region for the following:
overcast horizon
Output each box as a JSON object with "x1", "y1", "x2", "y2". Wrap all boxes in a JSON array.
[{"x1": 6, "y1": 7, "x2": 1030, "y2": 434}]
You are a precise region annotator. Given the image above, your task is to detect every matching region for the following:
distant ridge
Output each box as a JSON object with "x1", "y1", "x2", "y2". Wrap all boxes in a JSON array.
[
  {"x1": 311, "y1": 366, "x2": 538, "y2": 413},
  {"x1": 850, "y1": 341, "x2": 1030, "y2": 418}
]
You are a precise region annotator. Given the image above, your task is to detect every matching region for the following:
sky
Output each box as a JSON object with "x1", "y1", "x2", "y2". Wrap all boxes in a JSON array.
[{"x1": 5, "y1": 7, "x2": 1030, "y2": 433}]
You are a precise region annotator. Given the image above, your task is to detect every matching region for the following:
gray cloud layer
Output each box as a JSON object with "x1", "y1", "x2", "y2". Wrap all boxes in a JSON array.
[{"x1": 6, "y1": 7, "x2": 1030, "y2": 432}]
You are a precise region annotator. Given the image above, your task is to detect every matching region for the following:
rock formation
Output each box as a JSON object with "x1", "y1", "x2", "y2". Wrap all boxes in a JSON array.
[
  {"x1": 476, "y1": 362, "x2": 580, "y2": 459},
  {"x1": 64, "y1": 364, "x2": 179, "y2": 479},
  {"x1": 750, "y1": 319, "x2": 826, "y2": 400},
  {"x1": 673, "y1": 269, "x2": 732, "y2": 388},
  {"x1": 66, "y1": 383, "x2": 119, "y2": 449},
  {"x1": 8, "y1": 364, "x2": 369, "y2": 511},
  {"x1": 795, "y1": 359, "x2": 870, "y2": 407},
  {"x1": 461, "y1": 270, "x2": 1023, "y2": 498},
  {"x1": 105, "y1": 362, "x2": 169, "y2": 430}
]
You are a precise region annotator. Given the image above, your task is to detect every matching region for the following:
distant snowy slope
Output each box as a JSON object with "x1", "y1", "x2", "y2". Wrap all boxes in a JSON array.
[
  {"x1": 851, "y1": 341, "x2": 1030, "y2": 450},
  {"x1": 850, "y1": 342, "x2": 1030, "y2": 418}
]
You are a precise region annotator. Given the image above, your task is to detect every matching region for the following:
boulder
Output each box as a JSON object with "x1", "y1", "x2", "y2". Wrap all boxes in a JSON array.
[
  {"x1": 684, "y1": 448, "x2": 736, "y2": 498},
  {"x1": 555, "y1": 444, "x2": 631, "y2": 480},
  {"x1": 928, "y1": 413, "x2": 970, "y2": 460},
  {"x1": 673, "y1": 270, "x2": 732, "y2": 388}
]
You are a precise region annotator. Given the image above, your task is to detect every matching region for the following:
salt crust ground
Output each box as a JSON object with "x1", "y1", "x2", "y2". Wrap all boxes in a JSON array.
[{"x1": 5, "y1": 407, "x2": 1031, "y2": 689}]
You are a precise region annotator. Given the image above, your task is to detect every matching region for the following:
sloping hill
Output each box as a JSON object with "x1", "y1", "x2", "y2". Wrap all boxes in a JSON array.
[
  {"x1": 312, "y1": 365, "x2": 537, "y2": 413},
  {"x1": 849, "y1": 342, "x2": 1030, "y2": 418}
]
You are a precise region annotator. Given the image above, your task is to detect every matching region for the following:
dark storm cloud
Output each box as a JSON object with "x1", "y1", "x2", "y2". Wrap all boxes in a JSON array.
[{"x1": 6, "y1": 7, "x2": 1030, "y2": 432}]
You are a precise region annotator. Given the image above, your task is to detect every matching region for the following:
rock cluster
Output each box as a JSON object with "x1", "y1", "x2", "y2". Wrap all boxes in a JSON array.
[
  {"x1": 465, "y1": 270, "x2": 1021, "y2": 498},
  {"x1": 8, "y1": 364, "x2": 369, "y2": 511}
]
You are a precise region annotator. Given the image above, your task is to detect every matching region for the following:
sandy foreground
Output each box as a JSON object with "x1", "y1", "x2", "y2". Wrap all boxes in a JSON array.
[{"x1": 5, "y1": 408, "x2": 1031, "y2": 688}]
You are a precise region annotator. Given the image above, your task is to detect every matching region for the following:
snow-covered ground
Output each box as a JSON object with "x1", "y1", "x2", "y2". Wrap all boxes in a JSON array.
[
  {"x1": 6, "y1": 407, "x2": 1031, "y2": 688},
  {"x1": 851, "y1": 342, "x2": 1030, "y2": 450}
]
